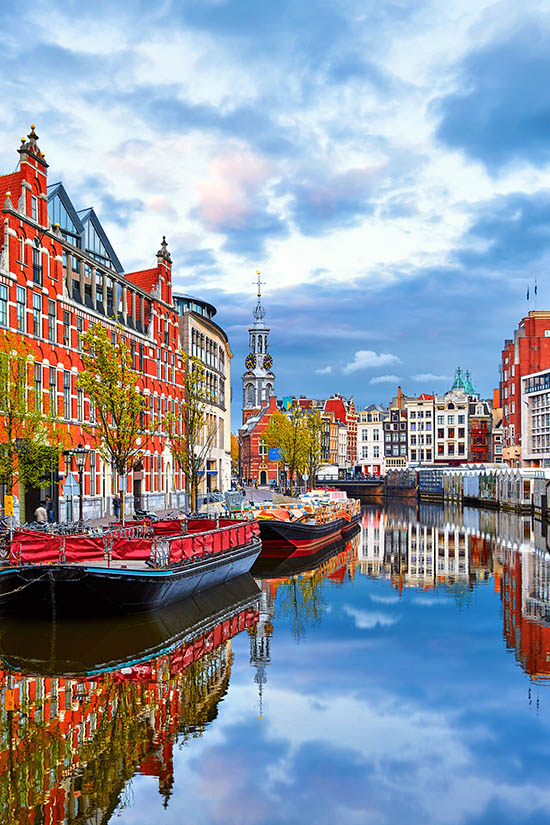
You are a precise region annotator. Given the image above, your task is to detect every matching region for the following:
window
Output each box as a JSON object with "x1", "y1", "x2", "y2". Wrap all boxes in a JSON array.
[
  {"x1": 89, "y1": 400, "x2": 95, "y2": 424},
  {"x1": 411, "y1": 435, "x2": 416, "y2": 445},
  {"x1": 63, "y1": 371, "x2": 71, "y2": 420},
  {"x1": 31, "y1": 195, "x2": 38, "y2": 222},
  {"x1": 373, "y1": 445, "x2": 380, "y2": 458},
  {"x1": 458, "y1": 415, "x2": 465, "y2": 425},
  {"x1": 76, "y1": 317, "x2": 83, "y2": 351},
  {"x1": 362, "y1": 429, "x2": 368, "y2": 441},
  {"x1": 89, "y1": 451, "x2": 96, "y2": 496},
  {"x1": 77, "y1": 388, "x2": 84, "y2": 422},
  {"x1": 32, "y1": 292, "x2": 42, "y2": 337},
  {"x1": 34, "y1": 363, "x2": 42, "y2": 412},
  {"x1": 362, "y1": 446, "x2": 368, "y2": 458},
  {"x1": 447, "y1": 415, "x2": 454, "y2": 425},
  {"x1": 410, "y1": 423, "x2": 416, "y2": 431},
  {"x1": 49, "y1": 368, "x2": 56, "y2": 415},
  {"x1": 48, "y1": 299, "x2": 56, "y2": 342},
  {"x1": 410, "y1": 411, "x2": 416, "y2": 418},
  {"x1": 32, "y1": 239, "x2": 42, "y2": 285},
  {"x1": 139, "y1": 343, "x2": 144, "y2": 372},
  {"x1": 19, "y1": 236, "x2": 25, "y2": 263},
  {"x1": 16, "y1": 286, "x2": 25, "y2": 332},
  {"x1": 400, "y1": 445, "x2": 406, "y2": 455},
  {"x1": 0, "y1": 284, "x2": 7, "y2": 327},
  {"x1": 63, "y1": 310, "x2": 70, "y2": 346},
  {"x1": 437, "y1": 415, "x2": 444, "y2": 425},
  {"x1": 448, "y1": 428, "x2": 455, "y2": 439}
]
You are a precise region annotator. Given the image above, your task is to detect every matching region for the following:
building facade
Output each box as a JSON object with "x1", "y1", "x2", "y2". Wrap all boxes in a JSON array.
[
  {"x1": 406, "y1": 394, "x2": 434, "y2": 465},
  {"x1": 0, "y1": 126, "x2": 230, "y2": 520},
  {"x1": 356, "y1": 404, "x2": 387, "y2": 476},
  {"x1": 383, "y1": 407, "x2": 408, "y2": 469},
  {"x1": 501, "y1": 312, "x2": 550, "y2": 466},
  {"x1": 175, "y1": 294, "x2": 232, "y2": 494},
  {"x1": 520, "y1": 368, "x2": 550, "y2": 467}
]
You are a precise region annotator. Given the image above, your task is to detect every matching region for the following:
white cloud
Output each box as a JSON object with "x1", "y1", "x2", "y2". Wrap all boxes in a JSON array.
[
  {"x1": 413, "y1": 373, "x2": 452, "y2": 382},
  {"x1": 343, "y1": 605, "x2": 400, "y2": 629},
  {"x1": 370, "y1": 374, "x2": 400, "y2": 385},
  {"x1": 343, "y1": 350, "x2": 401, "y2": 374},
  {"x1": 370, "y1": 594, "x2": 400, "y2": 604},
  {"x1": 315, "y1": 365, "x2": 333, "y2": 375}
]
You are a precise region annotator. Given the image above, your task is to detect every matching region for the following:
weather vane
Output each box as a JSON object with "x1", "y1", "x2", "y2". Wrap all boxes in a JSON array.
[{"x1": 254, "y1": 269, "x2": 266, "y2": 297}]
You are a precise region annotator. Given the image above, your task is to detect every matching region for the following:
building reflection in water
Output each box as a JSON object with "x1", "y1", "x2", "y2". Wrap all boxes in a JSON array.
[
  {"x1": 0, "y1": 586, "x2": 260, "y2": 824},
  {"x1": 359, "y1": 504, "x2": 550, "y2": 682}
]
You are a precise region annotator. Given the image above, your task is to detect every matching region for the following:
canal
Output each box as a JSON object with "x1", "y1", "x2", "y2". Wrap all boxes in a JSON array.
[{"x1": 1, "y1": 503, "x2": 550, "y2": 824}]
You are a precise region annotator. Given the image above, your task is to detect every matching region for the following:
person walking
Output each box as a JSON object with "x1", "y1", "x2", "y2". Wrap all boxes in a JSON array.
[
  {"x1": 45, "y1": 495, "x2": 55, "y2": 523},
  {"x1": 34, "y1": 502, "x2": 47, "y2": 524},
  {"x1": 113, "y1": 494, "x2": 121, "y2": 520}
]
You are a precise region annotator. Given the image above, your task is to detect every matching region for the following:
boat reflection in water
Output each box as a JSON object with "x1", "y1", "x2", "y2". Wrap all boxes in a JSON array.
[
  {"x1": 0, "y1": 575, "x2": 260, "y2": 825},
  {"x1": 360, "y1": 503, "x2": 550, "y2": 681}
]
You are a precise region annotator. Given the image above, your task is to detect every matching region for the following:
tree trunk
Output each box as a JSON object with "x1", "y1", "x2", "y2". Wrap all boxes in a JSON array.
[{"x1": 120, "y1": 488, "x2": 125, "y2": 525}]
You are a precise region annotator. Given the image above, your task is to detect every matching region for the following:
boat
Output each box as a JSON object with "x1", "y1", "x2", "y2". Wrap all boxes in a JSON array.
[
  {"x1": 0, "y1": 574, "x2": 261, "y2": 677},
  {"x1": 252, "y1": 523, "x2": 360, "y2": 577},
  {"x1": 0, "y1": 518, "x2": 261, "y2": 616},
  {"x1": 253, "y1": 491, "x2": 361, "y2": 560}
]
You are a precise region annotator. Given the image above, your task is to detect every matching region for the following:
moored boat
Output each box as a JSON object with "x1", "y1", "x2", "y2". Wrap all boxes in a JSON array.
[
  {"x1": 0, "y1": 518, "x2": 261, "y2": 616},
  {"x1": 253, "y1": 491, "x2": 361, "y2": 560}
]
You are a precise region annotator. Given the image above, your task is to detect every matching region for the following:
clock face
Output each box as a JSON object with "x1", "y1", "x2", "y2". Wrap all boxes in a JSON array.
[
  {"x1": 263, "y1": 354, "x2": 273, "y2": 370},
  {"x1": 245, "y1": 353, "x2": 256, "y2": 370}
]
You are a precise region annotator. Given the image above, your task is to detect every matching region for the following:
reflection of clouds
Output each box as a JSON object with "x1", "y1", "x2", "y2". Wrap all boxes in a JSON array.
[
  {"x1": 343, "y1": 606, "x2": 400, "y2": 629},
  {"x1": 369, "y1": 594, "x2": 400, "y2": 605},
  {"x1": 137, "y1": 682, "x2": 550, "y2": 825},
  {"x1": 412, "y1": 597, "x2": 451, "y2": 607}
]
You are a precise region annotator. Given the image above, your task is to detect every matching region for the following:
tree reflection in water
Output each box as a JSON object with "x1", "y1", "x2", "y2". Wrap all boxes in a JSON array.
[{"x1": 0, "y1": 601, "x2": 259, "y2": 824}]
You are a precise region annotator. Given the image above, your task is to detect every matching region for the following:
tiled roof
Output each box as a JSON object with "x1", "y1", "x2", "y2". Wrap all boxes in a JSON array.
[
  {"x1": 324, "y1": 398, "x2": 347, "y2": 423},
  {"x1": 0, "y1": 172, "x2": 21, "y2": 207},
  {"x1": 125, "y1": 267, "x2": 159, "y2": 293}
]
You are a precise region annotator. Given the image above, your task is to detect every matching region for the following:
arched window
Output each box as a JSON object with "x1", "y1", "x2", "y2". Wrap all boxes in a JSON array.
[
  {"x1": 258, "y1": 336, "x2": 263, "y2": 353},
  {"x1": 246, "y1": 383, "x2": 255, "y2": 407},
  {"x1": 266, "y1": 383, "x2": 273, "y2": 398}
]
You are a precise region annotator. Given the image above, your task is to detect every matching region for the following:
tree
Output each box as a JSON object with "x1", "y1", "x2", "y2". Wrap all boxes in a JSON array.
[
  {"x1": 302, "y1": 408, "x2": 323, "y2": 490},
  {"x1": 230, "y1": 433, "x2": 239, "y2": 474},
  {"x1": 167, "y1": 355, "x2": 217, "y2": 511},
  {"x1": 79, "y1": 324, "x2": 151, "y2": 523},
  {"x1": 265, "y1": 406, "x2": 308, "y2": 492},
  {"x1": 0, "y1": 331, "x2": 69, "y2": 521}
]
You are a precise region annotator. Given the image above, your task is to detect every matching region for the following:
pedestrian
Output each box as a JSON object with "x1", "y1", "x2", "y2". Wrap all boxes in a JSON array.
[
  {"x1": 113, "y1": 493, "x2": 121, "y2": 520},
  {"x1": 45, "y1": 495, "x2": 55, "y2": 523},
  {"x1": 34, "y1": 501, "x2": 47, "y2": 524},
  {"x1": 241, "y1": 486, "x2": 246, "y2": 497}
]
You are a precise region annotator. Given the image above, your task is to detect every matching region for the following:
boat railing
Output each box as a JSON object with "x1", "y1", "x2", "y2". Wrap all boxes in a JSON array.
[{"x1": 9, "y1": 519, "x2": 260, "y2": 568}]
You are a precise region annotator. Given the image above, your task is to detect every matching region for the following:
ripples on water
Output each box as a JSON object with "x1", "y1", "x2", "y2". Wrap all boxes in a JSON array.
[{"x1": 1, "y1": 504, "x2": 550, "y2": 825}]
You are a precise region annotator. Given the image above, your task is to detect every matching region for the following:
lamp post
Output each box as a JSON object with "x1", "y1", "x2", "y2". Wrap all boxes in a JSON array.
[{"x1": 72, "y1": 443, "x2": 88, "y2": 523}]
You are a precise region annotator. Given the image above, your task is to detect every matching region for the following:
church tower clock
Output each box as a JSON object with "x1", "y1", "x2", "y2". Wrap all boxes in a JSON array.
[{"x1": 242, "y1": 272, "x2": 275, "y2": 424}]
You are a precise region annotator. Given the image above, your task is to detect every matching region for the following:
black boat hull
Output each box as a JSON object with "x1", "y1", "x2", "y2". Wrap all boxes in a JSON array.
[
  {"x1": 0, "y1": 540, "x2": 262, "y2": 616},
  {"x1": 252, "y1": 522, "x2": 360, "y2": 577},
  {"x1": 258, "y1": 517, "x2": 349, "y2": 558}
]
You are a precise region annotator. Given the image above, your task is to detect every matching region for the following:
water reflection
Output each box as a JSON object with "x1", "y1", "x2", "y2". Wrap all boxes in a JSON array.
[
  {"x1": 4, "y1": 509, "x2": 550, "y2": 823},
  {"x1": 361, "y1": 504, "x2": 550, "y2": 681},
  {"x1": 0, "y1": 576, "x2": 260, "y2": 824}
]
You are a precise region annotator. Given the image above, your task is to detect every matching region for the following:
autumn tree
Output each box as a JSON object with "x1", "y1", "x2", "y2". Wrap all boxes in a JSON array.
[
  {"x1": 230, "y1": 433, "x2": 239, "y2": 474},
  {"x1": 79, "y1": 323, "x2": 151, "y2": 522},
  {"x1": 265, "y1": 405, "x2": 308, "y2": 492},
  {"x1": 0, "y1": 331, "x2": 69, "y2": 521},
  {"x1": 302, "y1": 408, "x2": 323, "y2": 489},
  {"x1": 167, "y1": 355, "x2": 218, "y2": 511}
]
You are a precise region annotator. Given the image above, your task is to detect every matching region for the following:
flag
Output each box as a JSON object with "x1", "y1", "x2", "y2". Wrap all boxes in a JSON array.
[
  {"x1": 527, "y1": 287, "x2": 530, "y2": 301},
  {"x1": 535, "y1": 281, "x2": 538, "y2": 295}
]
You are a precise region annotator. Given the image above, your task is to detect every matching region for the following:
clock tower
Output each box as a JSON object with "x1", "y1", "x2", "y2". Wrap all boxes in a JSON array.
[{"x1": 242, "y1": 272, "x2": 275, "y2": 424}]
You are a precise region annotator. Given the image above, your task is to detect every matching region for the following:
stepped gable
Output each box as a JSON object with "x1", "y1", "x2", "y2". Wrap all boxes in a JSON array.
[{"x1": 0, "y1": 172, "x2": 20, "y2": 205}]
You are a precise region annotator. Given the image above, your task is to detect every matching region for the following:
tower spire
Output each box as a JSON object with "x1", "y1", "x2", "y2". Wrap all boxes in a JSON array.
[{"x1": 253, "y1": 270, "x2": 266, "y2": 321}]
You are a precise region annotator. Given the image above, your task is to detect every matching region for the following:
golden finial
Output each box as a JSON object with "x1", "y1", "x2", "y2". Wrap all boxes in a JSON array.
[
  {"x1": 31, "y1": 124, "x2": 35, "y2": 130},
  {"x1": 21, "y1": 137, "x2": 25, "y2": 143},
  {"x1": 256, "y1": 269, "x2": 261, "y2": 275}
]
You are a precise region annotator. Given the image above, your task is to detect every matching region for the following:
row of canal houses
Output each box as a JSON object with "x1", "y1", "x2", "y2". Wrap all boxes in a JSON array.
[{"x1": 0, "y1": 126, "x2": 232, "y2": 521}]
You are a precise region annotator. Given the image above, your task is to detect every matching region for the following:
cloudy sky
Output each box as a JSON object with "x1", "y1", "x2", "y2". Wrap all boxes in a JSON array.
[{"x1": 3, "y1": 0, "x2": 550, "y2": 418}]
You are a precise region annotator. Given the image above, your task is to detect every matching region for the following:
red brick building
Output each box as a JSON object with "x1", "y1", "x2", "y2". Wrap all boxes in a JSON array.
[
  {"x1": 501, "y1": 311, "x2": 550, "y2": 466},
  {"x1": 238, "y1": 395, "x2": 281, "y2": 485},
  {"x1": 0, "y1": 126, "x2": 188, "y2": 520}
]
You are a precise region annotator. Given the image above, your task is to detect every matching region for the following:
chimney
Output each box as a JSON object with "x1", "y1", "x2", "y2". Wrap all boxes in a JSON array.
[{"x1": 397, "y1": 386, "x2": 402, "y2": 410}]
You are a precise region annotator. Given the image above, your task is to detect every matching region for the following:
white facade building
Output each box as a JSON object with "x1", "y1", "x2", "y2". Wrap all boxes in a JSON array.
[
  {"x1": 356, "y1": 405, "x2": 387, "y2": 476},
  {"x1": 520, "y1": 368, "x2": 550, "y2": 467},
  {"x1": 406, "y1": 395, "x2": 435, "y2": 464},
  {"x1": 338, "y1": 423, "x2": 348, "y2": 469}
]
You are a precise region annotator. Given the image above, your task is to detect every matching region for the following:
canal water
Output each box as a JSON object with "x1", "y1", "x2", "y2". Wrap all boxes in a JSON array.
[{"x1": 2, "y1": 503, "x2": 550, "y2": 824}]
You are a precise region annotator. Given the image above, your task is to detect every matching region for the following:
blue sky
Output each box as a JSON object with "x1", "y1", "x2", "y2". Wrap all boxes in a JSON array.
[{"x1": 3, "y1": 1, "x2": 550, "y2": 416}]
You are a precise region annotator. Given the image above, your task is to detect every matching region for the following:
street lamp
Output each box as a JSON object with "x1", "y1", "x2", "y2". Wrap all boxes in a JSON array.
[{"x1": 72, "y1": 443, "x2": 89, "y2": 522}]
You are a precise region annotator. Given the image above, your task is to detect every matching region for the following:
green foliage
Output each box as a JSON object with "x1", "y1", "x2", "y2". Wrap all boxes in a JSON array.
[
  {"x1": 167, "y1": 354, "x2": 217, "y2": 510},
  {"x1": 79, "y1": 323, "x2": 151, "y2": 479},
  {"x1": 302, "y1": 408, "x2": 324, "y2": 489},
  {"x1": 265, "y1": 406, "x2": 309, "y2": 490},
  {"x1": 0, "y1": 331, "x2": 68, "y2": 493}
]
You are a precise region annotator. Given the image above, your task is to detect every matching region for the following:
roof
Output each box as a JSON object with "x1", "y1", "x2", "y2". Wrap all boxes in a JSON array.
[
  {"x1": 417, "y1": 394, "x2": 434, "y2": 400},
  {"x1": 125, "y1": 267, "x2": 159, "y2": 293},
  {"x1": 0, "y1": 172, "x2": 21, "y2": 206},
  {"x1": 324, "y1": 397, "x2": 347, "y2": 424}
]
